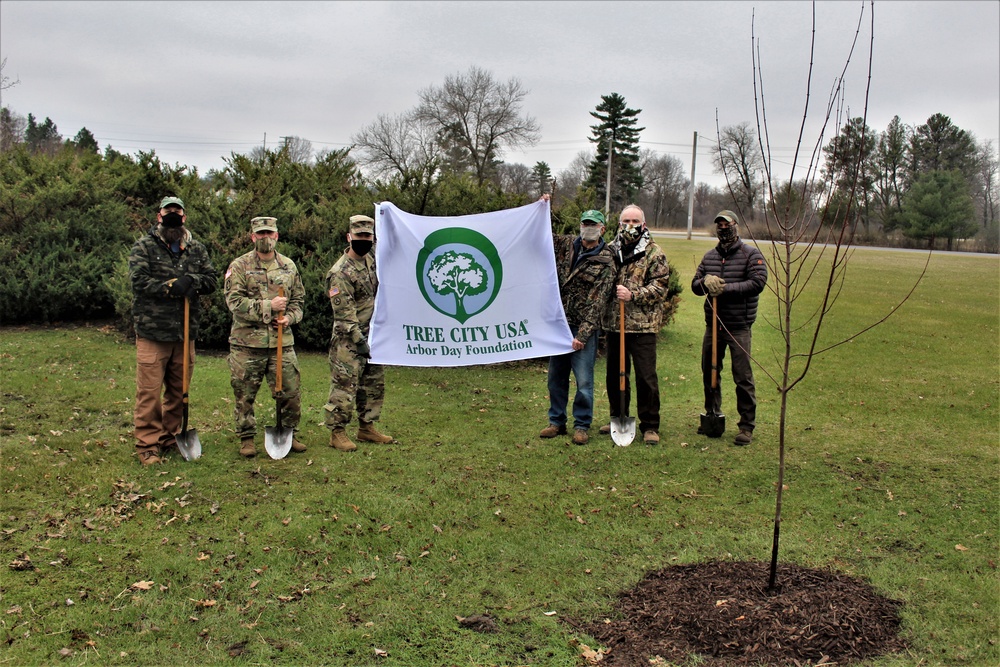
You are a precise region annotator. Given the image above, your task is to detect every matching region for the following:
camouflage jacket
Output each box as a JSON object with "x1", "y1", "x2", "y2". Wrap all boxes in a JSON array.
[
  {"x1": 224, "y1": 251, "x2": 305, "y2": 348},
  {"x1": 128, "y1": 225, "x2": 218, "y2": 342},
  {"x1": 602, "y1": 230, "x2": 671, "y2": 333},
  {"x1": 552, "y1": 234, "x2": 616, "y2": 343},
  {"x1": 326, "y1": 248, "x2": 377, "y2": 345}
]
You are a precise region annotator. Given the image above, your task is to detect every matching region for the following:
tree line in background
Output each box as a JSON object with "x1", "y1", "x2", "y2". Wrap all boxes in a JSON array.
[{"x1": 1, "y1": 64, "x2": 995, "y2": 342}]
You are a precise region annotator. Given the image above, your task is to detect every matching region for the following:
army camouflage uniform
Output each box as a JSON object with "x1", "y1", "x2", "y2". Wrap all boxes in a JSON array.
[
  {"x1": 128, "y1": 218, "x2": 217, "y2": 459},
  {"x1": 601, "y1": 228, "x2": 671, "y2": 436},
  {"x1": 323, "y1": 240, "x2": 384, "y2": 432},
  {"x1": 224, "y1": 247, "x2": 305, "y2": 441},
  {"x1": 545, "y1": 230, "x2": 616, "y2": 436}
]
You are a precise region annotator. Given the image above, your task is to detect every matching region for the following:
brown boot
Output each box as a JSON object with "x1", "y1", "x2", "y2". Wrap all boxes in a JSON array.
[
  {"x1": 239, "y1": 438, "x2": 257, "y2": 458},
  {"x1": 329, "y1": 428, "x2": 357, "y2": 452},
  {"x1": 357, "y1": 421, "x2": 393, "y2": 444},
  {"x1": 291, "y1": 439, "x2": 307, "y2": 453},
  {"x1": 137, "y1": 448, "x2": 161, "y2": 466}
]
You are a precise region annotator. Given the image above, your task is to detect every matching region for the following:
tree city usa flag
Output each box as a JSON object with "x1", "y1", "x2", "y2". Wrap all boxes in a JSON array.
[{"x1": 369, "y1": 201, "x2": 574, "y2": 367}]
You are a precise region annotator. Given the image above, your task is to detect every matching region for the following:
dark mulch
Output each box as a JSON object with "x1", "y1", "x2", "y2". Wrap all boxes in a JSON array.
[{"x1": 571, "y1": 561, "x2": 906, "y2": 667}]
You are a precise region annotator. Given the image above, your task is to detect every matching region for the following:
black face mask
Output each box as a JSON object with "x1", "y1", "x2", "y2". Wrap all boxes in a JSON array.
[
  {"x1": 161, "y1": 211, "x2": 184, "y2": 228},
  {"x1": 351, "y1": 240, "x2": 373, "y2": 256}
]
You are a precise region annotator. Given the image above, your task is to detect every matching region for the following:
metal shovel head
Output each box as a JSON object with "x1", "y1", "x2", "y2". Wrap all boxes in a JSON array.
[
  {"x1": 176, "y1": 429, "x2": 202, "y2": 461},
  {"x1": 610, "y1": 416, "x2": 637, "y2": 447},
  {"x1": 700, "y1": 411, "x2": 726, "y2": 438},
  {"x1": 264, "y1": 425, "x2": 293, "y2": 460}
]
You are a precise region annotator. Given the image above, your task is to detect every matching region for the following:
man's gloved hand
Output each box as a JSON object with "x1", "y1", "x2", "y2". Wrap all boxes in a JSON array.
[
  {"x1": 703, "y1": 274, "x2": 726, "y2": 298},
  {"x1": 168, "y1": 275, "x2": 195, "y2": 297},
  {"x1": 355, "y1": 340, "x2": 371, "y2": 359}
]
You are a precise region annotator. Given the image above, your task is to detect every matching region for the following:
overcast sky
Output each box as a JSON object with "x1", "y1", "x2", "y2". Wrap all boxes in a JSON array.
[{"x1": 2, "y1": 1, "x2": 998, "y2": 189}]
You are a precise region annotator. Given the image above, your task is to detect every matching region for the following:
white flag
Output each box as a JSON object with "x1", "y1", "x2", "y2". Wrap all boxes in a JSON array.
[{"x1": 369, "y1": 201, "x2": 574, "y2": 367}]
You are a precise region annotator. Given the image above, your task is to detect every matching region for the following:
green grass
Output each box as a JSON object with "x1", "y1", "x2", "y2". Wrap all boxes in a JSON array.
[{"x1": 1, "y1": 241, "x2": 997, "y2": 666}]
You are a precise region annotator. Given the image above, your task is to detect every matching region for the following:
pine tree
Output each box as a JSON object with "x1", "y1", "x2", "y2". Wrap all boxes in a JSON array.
[{"x1": 585, "y1": 93, "x2": 644, "y2": 214}]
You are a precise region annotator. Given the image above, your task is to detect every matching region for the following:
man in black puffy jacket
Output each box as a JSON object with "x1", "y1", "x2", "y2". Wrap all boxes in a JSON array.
[{"x1": 691, "y1": 210, "x2": 768, "y2": 445}]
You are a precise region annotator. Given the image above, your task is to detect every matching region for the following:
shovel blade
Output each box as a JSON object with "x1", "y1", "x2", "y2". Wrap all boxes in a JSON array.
[
  {"x1": 700, "y1": 412, "x2": 726, "y2": 438},
  {"x1": 176, "y1": 429, "x2": 202, "y2": 461},
  {"x1": 264, "y1": 426, "x2": 293, "y2": 460},
  {"x1": 610, "y1": 416, "x2": 637, "y2": 447}
]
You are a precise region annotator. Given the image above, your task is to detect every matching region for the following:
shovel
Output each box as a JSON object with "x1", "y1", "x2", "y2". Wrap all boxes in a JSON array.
[
  {"x1": 264, "y1": 287, "x2": 294, "y2": 459},
  {"x1": 700, "y1": 296, "x2": 726, "y2": 438},
  {"x1": 611, "y1": 299, "x2": 637, "y2": 446},
  {"x1": 176, "y1": 296, "x2": 202, "y2": 461}
]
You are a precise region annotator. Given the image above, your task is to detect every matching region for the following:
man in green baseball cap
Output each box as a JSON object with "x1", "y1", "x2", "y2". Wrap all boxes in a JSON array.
[
  {"x1": 538, "y1": 198, "x2": 616, "y2": 446},
  {"x1": 127, "y1": 195, "x2": 217, "y2": 465}
]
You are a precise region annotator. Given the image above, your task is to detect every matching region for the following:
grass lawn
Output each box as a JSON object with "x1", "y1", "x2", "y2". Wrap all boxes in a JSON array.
[{"x1": 1, "y1": 240, "x2": 997, "y2": 666}]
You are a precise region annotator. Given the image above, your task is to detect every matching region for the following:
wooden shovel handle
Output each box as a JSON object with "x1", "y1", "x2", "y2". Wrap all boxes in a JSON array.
[
  {"x1": 182, "y1": 296, "x2": 191, "y2": 400},
  {"x1": 619, "y1": 299, "x2": 627, "y2": 391},
  {"x1": 275, "y1": 286, "x2": 284, "y2": 392},
  {"x1": 711, "y1": 296, "x2": 718, "y2": 389}
]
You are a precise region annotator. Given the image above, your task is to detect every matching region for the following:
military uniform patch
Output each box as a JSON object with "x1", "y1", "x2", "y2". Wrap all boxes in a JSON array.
[{"x1": 329, "y1": 286, "x2": 340, "y2": 297}]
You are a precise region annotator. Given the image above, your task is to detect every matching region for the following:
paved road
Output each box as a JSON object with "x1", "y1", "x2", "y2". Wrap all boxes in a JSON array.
[{"x1": 647, "y1": 229, "x2": 997, "y2": 258}]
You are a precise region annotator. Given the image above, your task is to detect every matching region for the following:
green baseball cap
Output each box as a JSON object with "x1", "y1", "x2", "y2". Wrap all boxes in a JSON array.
[
  {"x1": 159, "y1": 196, "x2": 185, "y2": 210},
  {"x1": 580, "y1": 209, "x2": 606, "y2": 225}
]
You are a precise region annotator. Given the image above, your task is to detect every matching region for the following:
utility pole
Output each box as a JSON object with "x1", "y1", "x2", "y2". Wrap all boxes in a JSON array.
[
  {"x1": 686, "y1": 131, "x2": 698, "y2": 240},
  {"x1": 604, "y1": 130, "x2": 614, "y2": 217}
]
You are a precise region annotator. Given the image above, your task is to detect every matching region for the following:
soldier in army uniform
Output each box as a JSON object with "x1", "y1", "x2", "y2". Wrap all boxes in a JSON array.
[
  {"x1": 324, "y1": 214, "x2": 394, "y2": 452},
  {"x1": 599, "y1": 205, "x2": 671, "y2": 445},
  {"x1": 224, "y1": 216, "x2": 306, "y2": 457},
  {"x1": 539, "y1": 206, "x2": 616, "y2": 446},
  {"x1": 128, "y1": 196, "x2": 218, "y2": 466}
]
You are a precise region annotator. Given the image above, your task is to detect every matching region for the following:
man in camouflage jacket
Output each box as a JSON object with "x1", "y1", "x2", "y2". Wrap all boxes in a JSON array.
[
  {"x1": 324, "y1": 215, "x2": 394, "y2": 452},
  {"x1": 600, "y1": 205, "x2": 671, "y2": 445},
  {"x1": 128, "y1": 196, "x2": 218, "y2": 465},
  {"x1": 539, "y1": 208, "x2": 616, "y2": 446},
  {"x1": 224, "y1": 216, "x2": 306, "y2": 457}
]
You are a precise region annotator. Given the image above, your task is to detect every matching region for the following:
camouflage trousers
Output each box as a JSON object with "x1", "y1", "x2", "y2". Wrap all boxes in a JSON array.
[
  {"x1": 324, "y1": 336, "x2": 384, "y2": 430},
  {"x1": 228, "y1": 345, "x2": 301, "y2": 439}
]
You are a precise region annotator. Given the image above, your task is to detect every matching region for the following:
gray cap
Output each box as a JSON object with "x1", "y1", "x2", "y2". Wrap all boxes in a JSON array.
[{"x1": 714, "y1": 210, "x2": 739, "y2": 225}]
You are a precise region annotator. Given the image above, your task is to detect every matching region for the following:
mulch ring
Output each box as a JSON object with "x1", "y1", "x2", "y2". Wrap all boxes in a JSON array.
[{"x1": 571, "y1": 560, "x2": 906, "y2": 666}]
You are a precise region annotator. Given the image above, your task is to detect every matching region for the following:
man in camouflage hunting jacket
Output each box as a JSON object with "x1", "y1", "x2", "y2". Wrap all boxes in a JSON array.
[
  {"x1": 128, "y1": 196, "x2": 218, "y2": 466},
  {"x1": 224, "y1": 216, "x2": 306, "y2": 458},
  {"x1": 600, "y1": 205, "x2": 671, "y2": 445},
  {"x1": 539, "y1": 206, "x2": 616, "y2": 446},
  {"x1": 324, "y1": 215, "x2": 394, "y2": 452}
]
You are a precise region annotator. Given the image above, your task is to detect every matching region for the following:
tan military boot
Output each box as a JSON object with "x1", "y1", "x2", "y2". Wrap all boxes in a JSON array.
[
  {"x1": 329, "y1": 428, "x2": 357, "y2": 452},
  {"x1": 239, "y1": 438, "x2": 257, "y2": 458},
  {"x1": 291, "y1": 439, "x2": 307, "y2": 453},
  {"x1": 358, "y1": 420, "x2": 393, "y2": 444}
]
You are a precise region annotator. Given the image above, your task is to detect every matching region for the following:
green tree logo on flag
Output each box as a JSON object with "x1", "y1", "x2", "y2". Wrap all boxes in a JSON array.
[{"x1": 417, "y1": 228, "x2": 503, "y2": 323}]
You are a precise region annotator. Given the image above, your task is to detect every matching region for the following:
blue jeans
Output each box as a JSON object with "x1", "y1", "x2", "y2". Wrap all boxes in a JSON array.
[{"x1": 547, "y1": 327, "x2": 598, "y2": 431}]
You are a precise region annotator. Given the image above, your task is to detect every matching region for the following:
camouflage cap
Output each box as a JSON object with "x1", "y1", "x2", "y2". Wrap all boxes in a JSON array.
[
  {"x1": 580, "y1": 209, "x2": 606, "y2": 225},
  {"x1": 714, "y1": 210, "x2": 739, "y2": 225},
  {"x1": 251, "y1": 216, "x2": 278, "y2": 233},
  {"x1": 349, "y1": 214, "x2": 375, "y2": 234},
  {"x1": 159, "y1": 196, "x2": 185, "y2": 210}
]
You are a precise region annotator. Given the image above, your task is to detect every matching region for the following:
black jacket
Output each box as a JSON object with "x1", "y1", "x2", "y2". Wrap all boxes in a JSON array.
[{"x1": 691, "y1": 239, "x2": 768, "y2": 329}]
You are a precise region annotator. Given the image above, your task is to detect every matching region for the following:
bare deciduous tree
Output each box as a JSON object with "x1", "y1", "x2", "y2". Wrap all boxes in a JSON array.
[
  {"x1": 713, "y1": 121, "x2": 764, "y2": 220},
  {"x1": 416, "y1": 66, "x2": 540, "y2": 186},
  {"x1": 352, "y1": 111, "x2": 441, "y2": 186},
  {"x1": 736, "y1": 1, "x2": 928, "y2": 590}
]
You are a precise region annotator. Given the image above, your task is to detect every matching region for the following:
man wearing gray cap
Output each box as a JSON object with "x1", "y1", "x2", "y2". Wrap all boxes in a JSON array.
[
  {"x1": 128, "y1": 195, "x2": 218, "y2": 465},
  {"x1": 324, "y1": 214, "x2": 394, "y2": 452},
  {"x1": 691, "y1": 210, "x2": 768, "y2": 446},
  {"x1": 224, "y1": 216, "x2": 306, "y2": 457}
]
